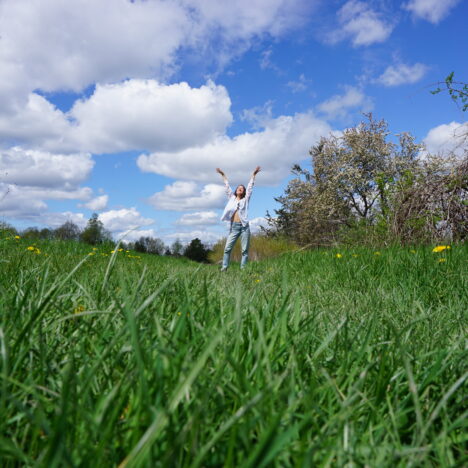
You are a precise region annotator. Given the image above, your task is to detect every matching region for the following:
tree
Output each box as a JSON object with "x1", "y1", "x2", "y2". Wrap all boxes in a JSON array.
[
  {"x1": 134, "y1": 236, "x2": 165, "y2": 255},
  {"x1": 171, "y1": 239, "x2": 183, "y2": 257},
  {"x1": 268, "y1": 115, "x2": 465, "y2": 245},
  {"x1": 80, "y1": 213, "x2": 110, "y2": 245},
  {"x1": 184, "y1": 238, "x2": 209, "y2": 263},
  {"x1": 0, "y1": 221, "x2": 18, "y2": 237},
  {"x1": 431, "y1": 72, "x2": 468, "y2": 112},
  {"x1": 54, "y1": 220, "x2": 81, "y2": 241}
]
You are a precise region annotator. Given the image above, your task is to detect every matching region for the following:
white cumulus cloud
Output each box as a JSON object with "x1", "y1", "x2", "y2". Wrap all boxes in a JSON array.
[
  {"x1": 404, "y1": 0, "x2": 461, "y2": 24},
  {"x1": 68, "y1": 80, "x2": 233, "y2": 154},
  {"x1": 138, "y1": 112, "x2": 332, "y2": 184},
  {"x1": 81, "y1": 195, "x2": 108, "y2": 211},
  {"x1": 317, "y1": 86, "x2": 373, "y2": 120},
  {"x1": 329, "y1": 0, "x2": 394, "y2": 46},
  {"x1": 423, "y1": 121, "x2": 467, "y2": 158},
  {"x1": 148, "y1": 182, "x2": 226, "y2": 211},
  {"x1": 99, "y1": 208, "x2": 155, "y2": 234},
  {"x1": 377, "y1": 62, "x2": 429, "y2": 87},
  {"x1": 175, "y1": 211, "x2": 219, "y2": 226}
]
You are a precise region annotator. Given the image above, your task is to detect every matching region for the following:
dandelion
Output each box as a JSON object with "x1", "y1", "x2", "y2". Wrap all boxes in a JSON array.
[
  {"x1": 438, "y1": 258, "x2": 447, "y2": 263},
  {"x1": 125, "y1": 250, "x2": 130, "y2": 253},
  {"x1": 35, "y1": 248, "x2": 41, "y2": 254},
  {"x1": 88, "y1": 252, "x2": 95, "y2": 256},
  {"x1": 177, "y1": 312, "x2": 182, "y2": 316},
  {"x1": 74, "y1": 305, "x2": 85, "y2": 314},
  {"x1": 410, "y1": 249, "x2": 416, "y2": 254},
  {"x1": 374, "y1": 251, "x2": 381, "y2": 256},
  {"x1": 336, "y1": 253, "x2": 343, "y2": 258},
  {"x1": 118, "y1": 248, "x2": 123, "y2": 252},
  {"x1": 432, "y1": 245, "x2": 451, "y2": 253},
  {"x1": 255, "y1": 279, "x2": 261, "y2": 283},
  {"x1": 92, "y1": 247, "x2": 98, "y2": 251},
  {"x1": 110, "y1": 250, "x2": 115, "y2": 253},
  {"x1": 14, "y1": 235, "x2": 20, "y2": 239},
  {"x1": 27, "y1": 246, "x2": 35, "y2": 251}
]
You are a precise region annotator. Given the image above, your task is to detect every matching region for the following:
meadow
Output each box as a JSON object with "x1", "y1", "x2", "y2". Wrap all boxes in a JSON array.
[{"x1": 0, "y1": 236, "x2": 466, "y2": 467}]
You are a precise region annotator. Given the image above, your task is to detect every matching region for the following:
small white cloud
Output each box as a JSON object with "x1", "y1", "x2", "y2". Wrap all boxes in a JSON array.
[
  {"x1": 249, "y1": 216, "x2": 269, "y2": 233},
  {"x1": 99, "y1": 208, "x2": 155, "y2": 234},
  {"x1": 403, "y1": 0, "x2": 461, "y2": 24},
  {"x1": 286, "y1": 74, "x2": 309, "y2": 93},
  {"x1": 317, "y1": 86, "x2": 373, "y2": 120},
  {"x1": 329, "y1": 0, "x2": 393, "y2": 47},
  {"x1": 423, "y1": 121, "x2": 467, "y2": 158},
  {"x1": 148, "y1": 182, "x2": 226, "y2": 211},
  {"x1": 377, "y1": 62, "x2": 429, "y2": 87},
  {"x1": 81, "y1": 195, "x2": 108, "y2": 211},
  {"x1": 175, "y1": 211, "x2": 219, "y2": 226}
]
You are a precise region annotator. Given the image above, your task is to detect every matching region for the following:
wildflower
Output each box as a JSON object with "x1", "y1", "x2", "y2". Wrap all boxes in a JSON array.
[
  {"x1": 74, "y1": 305, "x2": 85, "y2": 314},
  {"x1": 177, "y1": 312, "x2": 182, "y2": 316},
  {"x1": 410, "y1": 249, "x2": 416, "y2": 254},
  {"x1": 118, "y1": 248, "x2": 123, "y2": 252},
  {"x1": 27, "y1": 246, "x2": 35, "y2": 251},
  {"x1": 110, "y1": 250, "x2": 115, "y2": 253},
  {"x1": 126, "y1": 250, "x2": 130, "y2": 253},
  {"x1": 35, "y1": 248, "x2": 41, "y2": 254},
  {"x1": 88, "y1": 252, "x2": 95, "y2": 256},
  {"x1": 432, "y1": 245, "x2": 451, "y2": 253},
  {"x1": 92, "y1": 247, "x2": 98, "y2": 251},
  {"x1": 336, "y1": 253, "x2": 342, "y2": 258},
  {"x1": 374, "y1": 251, "x2": 381, "y2": 256},
  {"x1": 255, "y1": 279, "x2": 261, "y2": 283},
  {"x1": 14, "y1": 235, "x2": 20, "y2": 239},
  {"x1": 438, "y1": 258, "x2": 447, "y2": 263}
]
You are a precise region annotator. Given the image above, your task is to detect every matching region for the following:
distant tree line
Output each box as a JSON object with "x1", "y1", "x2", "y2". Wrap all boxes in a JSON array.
[
  {"x1": 265, "y1": 114, "x2": 467, "y2": 246},
  {"x1": 0, "y1": 213, "x2": 212, "y2": 263}
]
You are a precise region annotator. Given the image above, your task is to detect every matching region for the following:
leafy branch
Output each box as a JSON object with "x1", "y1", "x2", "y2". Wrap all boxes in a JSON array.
[{"x1": 431, "y1": 72, "x2": 468, "y2": 112}]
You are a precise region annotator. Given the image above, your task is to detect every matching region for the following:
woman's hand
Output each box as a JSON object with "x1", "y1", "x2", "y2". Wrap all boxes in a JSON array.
[
  {"x1": 216, "y1": 167, "x2": 225, "y2": 177},
  {"x1": 253, "y1": 166, "x2": 261, "y2": 176}
]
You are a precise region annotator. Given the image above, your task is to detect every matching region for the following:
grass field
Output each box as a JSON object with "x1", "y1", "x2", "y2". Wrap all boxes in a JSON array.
[{"x1": 1, "y1": 237, "x2": 467, "y2": 467}]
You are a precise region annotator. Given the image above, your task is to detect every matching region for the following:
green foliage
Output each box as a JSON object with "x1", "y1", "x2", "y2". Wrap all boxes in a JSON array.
[
  {"x1": 269, "y1": 115, "x2": 467, "y2": 246},
  {"x1": 431, "y1": 72, "x2": 468, "y2": 112},
  {"x1": 80, "y1": 213, "x2": 111, "y2": 245},
  {"x1": 0, "y1": 237, "x2": 466, "y2": 466},
  {"x1": 183, "y1": 237, "x2": 210, "y2": 262}
]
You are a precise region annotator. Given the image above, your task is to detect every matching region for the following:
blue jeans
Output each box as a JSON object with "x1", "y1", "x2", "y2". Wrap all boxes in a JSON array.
[{"x1": 222, "y1": 222, "x2": 250, "y2": 269}]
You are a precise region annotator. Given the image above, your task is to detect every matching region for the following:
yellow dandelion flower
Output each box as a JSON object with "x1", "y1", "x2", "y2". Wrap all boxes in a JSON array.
[
  {"x1": 15, "y1": 235, "x2": 20, "y2": 239},
  {"x1": 336, "y1": 253, "x2": 342, "y2": 258},
  {"x1": 74, "y1": 305, "x2": 85, "y2": 314},
  {"x1": 88, "y1": 252, "x2": 95, "y2": 256},
  {"x1": 110, "y1": 250, "x2": 115, "y2": 253},
  {"x1": 255, "y1": 279, "x2": 261, "y2": 283},
  {"x1": 118, "y1": 248, "x2": 123, "y2": 252},
  {"x1": 177, "y1": 312, "x2": 181, "y2": 316},
  {"x1": 432, "y1": 245, "x2": 451, "y2": 253},
  {"x1": 35, "y1": 248, "x2": 41, "y2": 254},
  {"x1": 374, "y1": 251, "x2": 381, "y2": 256},
  {"x1": 27, "y1": 246, "x2": 35, "y2": 251},
  {"x1": 92, "y1": 247, "x2": 98, "y2": 251},
  {"x1": 126, "y1": 250, "x2": 130, "y2": 253},
  {"x1": 410, "y1": 249, "x2": 416, "y2": 254},
  {"x1": 438, "y1": 258, "x2": 446, "y2": 263}
]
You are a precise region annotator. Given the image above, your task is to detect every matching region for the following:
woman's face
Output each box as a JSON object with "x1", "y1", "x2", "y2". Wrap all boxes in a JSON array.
[{"x1": 236, "y1": 185, "x2": 245, "y2": 197}]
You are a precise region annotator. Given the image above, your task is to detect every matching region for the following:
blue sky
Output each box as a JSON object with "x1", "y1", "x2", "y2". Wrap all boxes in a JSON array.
[{"x1": 0, "y1": 0, "x2": 466, "y2": 245}]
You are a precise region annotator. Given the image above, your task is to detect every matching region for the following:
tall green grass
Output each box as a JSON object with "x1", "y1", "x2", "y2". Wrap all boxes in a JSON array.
[{"x1": 1, "y1": 237, "x2": 466, "y2": 467}]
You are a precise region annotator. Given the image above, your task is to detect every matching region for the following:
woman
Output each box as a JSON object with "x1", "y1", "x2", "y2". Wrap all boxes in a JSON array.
[{"x1": 216, "y1": 166, "x2": 261, "y2": 271}]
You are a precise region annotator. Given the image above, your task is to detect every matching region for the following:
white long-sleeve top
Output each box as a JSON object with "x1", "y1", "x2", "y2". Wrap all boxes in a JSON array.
[{"x1": 220, "y1": 176, "x2": 255, "y2": 227}]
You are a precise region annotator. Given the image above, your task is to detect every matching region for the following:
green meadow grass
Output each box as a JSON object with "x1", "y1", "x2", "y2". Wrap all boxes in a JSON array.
[{"x1": 0, "y1": 238, "x2": 467, "y2": 467}]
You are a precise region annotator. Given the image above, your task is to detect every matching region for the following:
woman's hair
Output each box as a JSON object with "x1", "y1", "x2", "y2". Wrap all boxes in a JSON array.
[{"x1": 235, "y1": 185, "x2": 246, "y2": 199}]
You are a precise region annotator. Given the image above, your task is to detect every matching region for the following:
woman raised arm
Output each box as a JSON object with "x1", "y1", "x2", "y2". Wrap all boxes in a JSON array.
[{"x1": 216, "y1": 167, "x2": 233, "y2": 199}]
